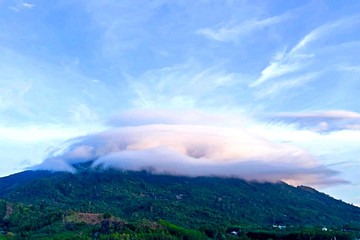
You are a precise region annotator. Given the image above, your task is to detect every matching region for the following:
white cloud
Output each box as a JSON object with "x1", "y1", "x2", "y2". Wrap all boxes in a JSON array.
[
  {"x1": 69, "y1": 103, "x2": 100, "y2": 125},
  {"x1": 250, "y1": 36, "x2": 315, "y2": 88},
  {"x1": 8, "y1": 6, "x2": 20, "y2": 12},
  {"x1": 0, "y1": 46, "x2": 117, "y2": 126},
  {"x1": 125, "y1": 62, "x2": 244, "y2": 109},
  {"x1": 256, "y1": 73, "x2": 318, "y2": 98},
  {"x1": 0, "y1": 122, "x2": 106, "y2": 177},
  {"x1": 250, "y1": 16, "x2": 360, "y2": 87},
  {"x1": 23, "y1": 3, "x2": 35, "y2": 9},
  {"x1": 0, "y1": 82, "x2": 31, "y2": 113},
  {"x1": 0, "y1": 124, "x2": 103, "y2": 143},
  {"x1": 107, "y1": 108, "x2": 250, "y2": 128},
  {"x1": 275, "y1": 110, "x2": 360, "y2": 119},
  {"x1": 34, "y1": 112, "x2": 346, "y2": 187},
  {"x1": 267, "y1": 110, "x2": 360, "y2": 132},
  {"x1": 84, "y1": 0, "x2": 170, "y2": 58},
  {"x1": 92, "y1": 146, "x2": 339, "y2": 187},
  {"x1": 337, "y1": 65, "x2": 360, "y2": 72},
  {"x1": 8, "y1": 2, "x2": 35, "y2": 12},
  {"x1": 197, "y1": 11, "x2": 292, "y2": 43},
  {"x1": 250, "y1": 120, "x2": 360, "y2": 166}
]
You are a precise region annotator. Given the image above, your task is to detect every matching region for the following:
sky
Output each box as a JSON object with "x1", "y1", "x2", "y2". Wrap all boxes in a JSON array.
[{"x1": 1, "y1": 0, "x2": 360, "y2": 205}]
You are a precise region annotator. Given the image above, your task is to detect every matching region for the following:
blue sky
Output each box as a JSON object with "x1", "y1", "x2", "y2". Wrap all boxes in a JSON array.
[{"x1": 1, "y1": 0, "x2": 360, "y2": 205}]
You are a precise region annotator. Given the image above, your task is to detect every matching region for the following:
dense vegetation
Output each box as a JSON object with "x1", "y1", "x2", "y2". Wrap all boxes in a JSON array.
[
  {"x1": 0, "y1": 200, "x2": 358, "y2": 240},
  {"x1": 0, "y1": 199, "x2": 212, "y2": 239},
  {"x1": 1, "y1": 169, "x2": 360, "y2": 239}
]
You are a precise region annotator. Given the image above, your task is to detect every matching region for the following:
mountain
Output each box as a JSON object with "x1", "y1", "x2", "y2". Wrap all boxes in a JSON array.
[
  {"x1": 1, "y1": 168, "x2": 360, "y2": 239},
  {"x1": 1, "y1": 169, "x2": 359, "y2": 227}
]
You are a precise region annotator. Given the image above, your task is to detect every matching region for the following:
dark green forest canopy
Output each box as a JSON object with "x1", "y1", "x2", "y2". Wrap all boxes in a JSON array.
[
  {"x1": 1, "y1": 200, "x2": 357, "y2": 240},
  {"x1": 1, "y1": 170, "x2": 359, "y2": 227},
  {"x1": 1, "y1": 169, "x2": 360, "y2": 239}
]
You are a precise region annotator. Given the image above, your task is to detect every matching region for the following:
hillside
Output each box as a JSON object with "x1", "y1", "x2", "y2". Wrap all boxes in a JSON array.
[{"x1": 0, "y1": 169, "x2": 359, "y2": 230}]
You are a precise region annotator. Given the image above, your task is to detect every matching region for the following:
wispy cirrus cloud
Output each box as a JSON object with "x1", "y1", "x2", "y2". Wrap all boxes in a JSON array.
[
  {"x1": 337, "y1": 64, "x2": 360, "y2": 72},
  {"x1": 250, "y1": 15, "x2": 360, "y2": 88},
  {"x1": 23, "y1": 3, "x2": 35, "y2": 9},
  {"x1": 8, "y1": 2, "x2": 35, "y2": 12},
  {"x1": 266, "y1": 110, "x2": 360, "y2": 133},
  {"x1": 0, "y1": 47, "x2": 118, "y2": 126},
  {"x1": 125, "y1": 62, "x2": 245, "y2": 109},
  {"x1": 255, "y1": 73, "x2": 319, "y2": 98},
  {"x1": 250, "y1": 27, "x2": 318, "y2": 88},
  {"x1": 0, "y1": 81, "x2": 32, "y2": 113},
  {"x1": 197, "y1": 10, "x2": 292, "y2": 43}
]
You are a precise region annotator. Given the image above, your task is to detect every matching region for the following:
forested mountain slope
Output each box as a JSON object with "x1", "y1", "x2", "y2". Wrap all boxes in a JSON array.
[{"x1": 0, "y1": 169, "x2": 359, "y2": 229}]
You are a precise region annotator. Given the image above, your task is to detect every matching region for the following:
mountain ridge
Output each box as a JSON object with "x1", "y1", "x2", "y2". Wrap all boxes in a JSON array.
[{"x1": 0, "y1": 168, "x2": 359, "y2": 230}]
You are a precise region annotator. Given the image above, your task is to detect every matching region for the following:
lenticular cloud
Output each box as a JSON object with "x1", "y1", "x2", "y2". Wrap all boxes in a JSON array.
[{"x1": 35, "y1": 124, "x2": 346, "y2": 187}]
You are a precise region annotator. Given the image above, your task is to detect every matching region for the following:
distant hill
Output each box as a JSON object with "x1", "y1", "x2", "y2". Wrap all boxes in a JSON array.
[{"x1": 0, "y1": 168, "x2": 359, "y2": 230}]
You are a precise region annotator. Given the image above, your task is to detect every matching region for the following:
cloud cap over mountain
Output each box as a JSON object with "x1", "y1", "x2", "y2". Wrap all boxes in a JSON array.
[{"x1": 34, "y1": 118, "x2": 347, "y2": 187}]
